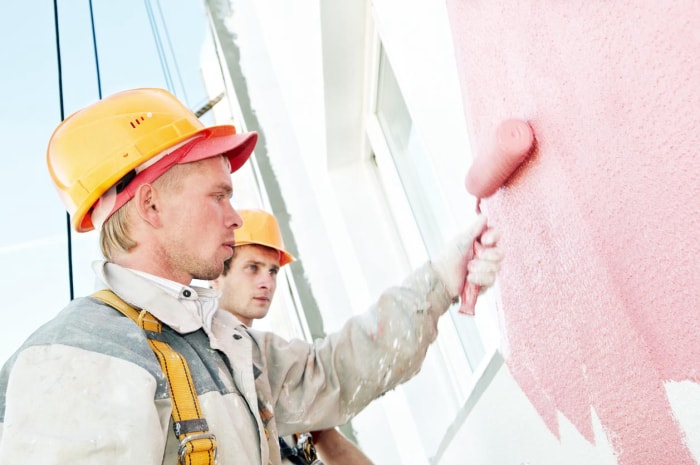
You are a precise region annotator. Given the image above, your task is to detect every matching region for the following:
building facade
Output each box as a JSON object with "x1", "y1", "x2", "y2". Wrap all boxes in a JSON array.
[{"x1": 201, "y1": 1, "x2": 700, "y2": 464}]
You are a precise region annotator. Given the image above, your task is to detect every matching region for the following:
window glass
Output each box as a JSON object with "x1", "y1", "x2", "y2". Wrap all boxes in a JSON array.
[
  {"x1": 375, "y1": 50, "x2": 448, "y2": 258},
  {"x1": 374, "y1": 47, "x2": 485, "y2": 371}
]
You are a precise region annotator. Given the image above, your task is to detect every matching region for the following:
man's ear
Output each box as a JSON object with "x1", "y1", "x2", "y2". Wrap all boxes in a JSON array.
[{"x1": 134, "y1": 183, "x2": 161, "y2": 227}]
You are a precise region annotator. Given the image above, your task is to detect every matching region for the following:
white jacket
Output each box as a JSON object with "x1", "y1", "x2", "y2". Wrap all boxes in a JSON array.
[{"x1": 0, "y1": 260, "x2": 451, "y2": 464}]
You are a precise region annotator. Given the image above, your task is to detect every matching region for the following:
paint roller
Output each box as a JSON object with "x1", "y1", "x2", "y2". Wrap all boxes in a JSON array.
[{"x1": 458, "y1": 118, "x2": 535, "y2": 315}]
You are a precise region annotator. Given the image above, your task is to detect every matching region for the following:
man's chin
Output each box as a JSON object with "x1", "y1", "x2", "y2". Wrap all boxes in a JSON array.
[{"x1": 193, "y1": 262, "x2": 225, "y2": 282}]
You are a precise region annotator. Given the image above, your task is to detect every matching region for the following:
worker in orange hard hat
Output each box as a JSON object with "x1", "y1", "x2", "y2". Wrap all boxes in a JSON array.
[
  {"x1": 211, "y1": 209, "x2": 374, "y2": 464},
  {"x1": 0, "y1": 87, "x2": 504, "y2": 465},
  {"x1": 212, "y1": 209, "x2": 295, "y2": 326}
]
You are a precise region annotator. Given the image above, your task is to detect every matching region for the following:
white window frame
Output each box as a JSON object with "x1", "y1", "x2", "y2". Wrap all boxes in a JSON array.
[{"x1": 363, "y1": 30, "x2": 494, "y2": 402}]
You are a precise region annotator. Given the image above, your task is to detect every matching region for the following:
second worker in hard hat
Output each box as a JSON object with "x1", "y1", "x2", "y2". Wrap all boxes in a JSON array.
[
  {"x1": 0, "y1": 87, "x2": 504, "y2": 464},
  {"x1": 211, "y1": 209, "x2": 375, "y2": 465}
]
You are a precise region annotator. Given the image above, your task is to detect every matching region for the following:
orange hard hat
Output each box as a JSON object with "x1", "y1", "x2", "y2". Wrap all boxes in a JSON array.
[
  {"x1": 236, "y1": 209, "x2": 295, "y2": 267},
  {"x1": 47, "y1": 87, "x2": 258, "y2": 232}
]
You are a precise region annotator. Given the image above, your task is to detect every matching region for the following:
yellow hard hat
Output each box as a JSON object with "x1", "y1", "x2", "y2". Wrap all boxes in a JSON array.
[
  {"x1": 47, "y1": 87, "x2": 258, "y2": 232},
  {"x1": 236, "y1": 209, "x2": 295, "y2": 266}
]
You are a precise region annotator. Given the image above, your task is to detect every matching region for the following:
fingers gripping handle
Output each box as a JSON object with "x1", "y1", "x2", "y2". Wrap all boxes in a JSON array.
[{"x1": 458, "y1": 238, "x2": 483, "y2": 315}]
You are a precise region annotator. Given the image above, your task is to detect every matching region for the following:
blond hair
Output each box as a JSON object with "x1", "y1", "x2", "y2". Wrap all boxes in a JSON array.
[{"x1": 99, "y1": 204, "x2": 134, "y2": 260}]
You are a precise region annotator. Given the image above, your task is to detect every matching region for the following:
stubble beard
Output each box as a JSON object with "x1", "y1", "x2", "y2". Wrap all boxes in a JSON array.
[{"x1": 172, "y1": 249, "x2": 225, "y2": 282}]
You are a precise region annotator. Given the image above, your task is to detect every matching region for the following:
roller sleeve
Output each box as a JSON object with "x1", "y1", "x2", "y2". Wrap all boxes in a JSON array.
[{"x1": 465, "y1": 119, "x2": 534, "y2": 198}]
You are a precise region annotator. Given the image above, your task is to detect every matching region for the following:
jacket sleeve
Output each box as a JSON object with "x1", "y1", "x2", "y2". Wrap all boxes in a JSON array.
[
  {"x1": 0, "y1": 329, "x2": 169, "y2": 464},
  {"x1": 252, "y1": 261, "x2": 454, "y2": 436}
]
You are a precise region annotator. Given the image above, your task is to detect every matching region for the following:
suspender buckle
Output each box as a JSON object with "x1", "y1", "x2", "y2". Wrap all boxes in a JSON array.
[{"x1": 178, "y1": 432, "x2": 217, "y2": 465}]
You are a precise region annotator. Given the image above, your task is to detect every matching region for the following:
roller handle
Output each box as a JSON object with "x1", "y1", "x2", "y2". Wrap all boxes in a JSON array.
[
  {"x1": 455, "y1": 198, "x2": 480, "y2": 315},
  {"x1": 458, "y1": 237, "x2": 483, "y2": 315},
  {"x1": 459, "y1": 119, "x2": 534, "y2": 315}
]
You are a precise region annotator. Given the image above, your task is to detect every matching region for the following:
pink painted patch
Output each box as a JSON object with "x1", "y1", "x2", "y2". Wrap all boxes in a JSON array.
[{"x1": 446, "y1": 1, "x2": 700, "y2": 463}]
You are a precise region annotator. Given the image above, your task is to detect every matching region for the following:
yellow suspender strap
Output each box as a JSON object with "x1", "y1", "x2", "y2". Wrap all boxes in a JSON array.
[{"x1": 92, "y1": 290, "x2": 217, "y2": 465}]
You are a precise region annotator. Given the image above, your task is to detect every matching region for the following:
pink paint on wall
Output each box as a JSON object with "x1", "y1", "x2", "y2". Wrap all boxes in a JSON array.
[{"x1": 446, "y1": 1, "x2": 700, "y2": 463}]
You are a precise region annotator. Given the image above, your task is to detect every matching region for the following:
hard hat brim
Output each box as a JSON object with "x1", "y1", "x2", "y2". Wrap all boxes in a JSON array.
[
  {"x1": 234, "y1": 240, "x2": 295, "y2": 267},
  {"x1": 81, "y1": 125, "x2": 258, "y2": 232},
  {"x1": 190, "y1": 125, "x2": 258, "y2": 174}
]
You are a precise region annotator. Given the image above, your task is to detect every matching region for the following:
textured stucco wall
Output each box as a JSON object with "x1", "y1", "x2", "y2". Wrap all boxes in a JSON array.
[{"x1": 446, "y1": 1, "x2": 700, "y2": 464}]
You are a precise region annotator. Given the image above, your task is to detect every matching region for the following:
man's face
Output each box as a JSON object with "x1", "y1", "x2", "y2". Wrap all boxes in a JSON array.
[
  {"x1": 215, "y1": 244, "x2": 281, "y2": 326},
  {"x1": 157, "y1": 156, "x2": 241, "y2": 282}
]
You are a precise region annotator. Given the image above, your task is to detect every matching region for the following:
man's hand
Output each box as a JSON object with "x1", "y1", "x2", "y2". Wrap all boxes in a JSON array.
[{"x1": 433, "y1": 215, "x2": 504, "y2": 299}]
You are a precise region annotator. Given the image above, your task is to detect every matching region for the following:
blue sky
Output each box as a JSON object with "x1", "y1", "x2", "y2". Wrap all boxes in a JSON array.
[{"x1": 0, "y1": 0, "x2": 213, "y2": 363}]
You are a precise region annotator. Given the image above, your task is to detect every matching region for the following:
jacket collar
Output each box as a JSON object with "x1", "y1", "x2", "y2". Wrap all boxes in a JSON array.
[{"x1": 92, "y1": 260, "x2": 219, "y2": 334}]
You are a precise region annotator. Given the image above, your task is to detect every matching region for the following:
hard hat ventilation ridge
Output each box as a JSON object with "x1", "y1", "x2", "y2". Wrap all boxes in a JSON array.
[{"x1": 129, "y1": 114, "x2": 149, "y2": 128}]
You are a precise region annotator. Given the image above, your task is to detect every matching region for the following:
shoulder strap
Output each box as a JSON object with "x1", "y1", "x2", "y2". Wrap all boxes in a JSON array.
[{"x1": 92, "y1": 289, "x2": 217, "y2": 465}]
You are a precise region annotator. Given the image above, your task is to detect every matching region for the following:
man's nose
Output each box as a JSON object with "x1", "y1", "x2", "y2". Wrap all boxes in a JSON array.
[
  {"x1": 227, "y1": 203, "x2": 243, "y2": 229},
  {"x1": 258, "y1": 274, "x2": 275, "y2": 289}
]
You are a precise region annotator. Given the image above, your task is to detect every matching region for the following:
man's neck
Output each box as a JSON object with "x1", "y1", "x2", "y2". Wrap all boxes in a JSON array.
[{"x1": 228, "y1": 312, "x2": 252, "y2": 327}]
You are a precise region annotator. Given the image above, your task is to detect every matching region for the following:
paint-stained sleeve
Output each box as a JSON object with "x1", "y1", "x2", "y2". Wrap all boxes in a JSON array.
[{"x1": 251, "y1": 261, "x2": 454, "y2": 436}]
